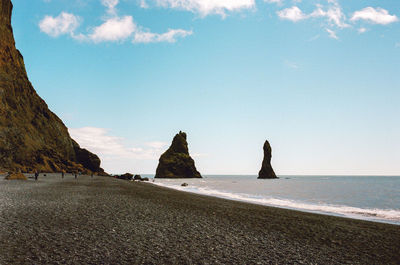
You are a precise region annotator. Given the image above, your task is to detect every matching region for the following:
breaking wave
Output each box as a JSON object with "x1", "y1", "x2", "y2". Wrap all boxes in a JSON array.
[{"x1": 152, "y1": 182, "x2": 400, "y2": 224}]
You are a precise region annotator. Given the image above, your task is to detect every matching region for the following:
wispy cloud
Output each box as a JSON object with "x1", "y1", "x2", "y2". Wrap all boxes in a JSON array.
[
  {"x1": 308, "y1": 34, "x2": 320, "y2": 42},
  {"x1": 102, "y1": 0, "x2": 119, "y2": 15},
  {"x1": 309, "y1": 1, "x2": 348, "y2": 28},
  {"x1": 69, "y1": 127, "x2": 168, "y2": 160},
  {"x1": 284, "y1": 60, "x2": 299, "y2": 69},
  {"x1": 152, "y1": 0, "x2": 255, "y2": 17},
  {"x1": 264, "y1": 0, "x2": 283, "y2": 5},
  {"x1": 326, "y1": 28, "x2": 338, "y2": 39},
  {"x1": 133, "y1": 28, "x2": 193, "y2": 43},
  {"x1": 277, "y1": 0, "x2": 348, "y2": 28}
]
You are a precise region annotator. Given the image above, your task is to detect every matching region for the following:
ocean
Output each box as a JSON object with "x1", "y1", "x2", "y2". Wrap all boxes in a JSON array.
[{"x1": 149, "y1": 175, "x2": 400, "y2": 225}]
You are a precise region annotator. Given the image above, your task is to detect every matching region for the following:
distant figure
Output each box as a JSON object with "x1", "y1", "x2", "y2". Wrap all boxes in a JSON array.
[
  {"x1": 34, "y1": 171, "x2": 39, "y2": 181},
  {"x1": 75, "y1": 173, "x2": 77, "y2": 179},
  {"x1": 61, "y1": 172, "x2": 64, "y2": 178},
  {"x1": 91, "y1": 173, "x2": 93, "y2": 178}
]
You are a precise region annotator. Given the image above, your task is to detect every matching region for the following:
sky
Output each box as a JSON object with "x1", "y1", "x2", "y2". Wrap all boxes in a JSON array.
[{"x1": 10, "y1": 0, "x2": 400, "y2": 175}]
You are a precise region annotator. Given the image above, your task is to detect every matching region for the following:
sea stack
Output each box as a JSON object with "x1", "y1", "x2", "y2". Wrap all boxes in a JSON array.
[
  {"x1": 0, "y1": 0, "x2": 104, "y2": 174},
  {"x1": 258, "y1": 140, "x2": 278, "y2": 179},
  {"x1": 155, "y1": 131, "x2": 202, "y2": 178}
]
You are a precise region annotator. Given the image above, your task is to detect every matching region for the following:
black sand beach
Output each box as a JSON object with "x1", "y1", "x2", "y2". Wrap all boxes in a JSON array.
[{"x1": 1, "y1": 174, "x2": 399, "y2": 264}]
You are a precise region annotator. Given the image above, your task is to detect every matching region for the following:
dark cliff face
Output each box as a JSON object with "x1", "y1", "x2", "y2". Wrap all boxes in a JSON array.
[
  {"x1": 155, "y1": 131, "x2": 202, "y2": 178},
  {"x1": 258, "y1": 140, "x2": 278, "y2": 179},
  {"x1": 0, "y1": 0, "x2": 104, "y2": 174}
]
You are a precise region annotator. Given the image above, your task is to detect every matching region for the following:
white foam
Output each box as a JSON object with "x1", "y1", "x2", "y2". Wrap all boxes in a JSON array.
[{"x1": 152, "y1": 182, "x2": 400, "y2": 223}]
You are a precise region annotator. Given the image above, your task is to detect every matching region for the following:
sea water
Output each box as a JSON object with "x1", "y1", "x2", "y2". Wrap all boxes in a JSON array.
[{"x1": 149, "y1": 175, "x2": 400, "y2": 225}]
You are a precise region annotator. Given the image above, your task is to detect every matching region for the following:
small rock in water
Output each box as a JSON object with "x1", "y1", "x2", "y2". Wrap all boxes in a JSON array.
[{"x1": 181, "y1": 183, "x2": 189, "y2": 187}]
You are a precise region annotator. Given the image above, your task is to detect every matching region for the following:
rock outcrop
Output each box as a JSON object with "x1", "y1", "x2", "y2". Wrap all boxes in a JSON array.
[
  {"x1": 116, "y1": 173, "x2": 134, "y2": 180},
  {"x1": 134, "y1": 175, "x2": 149, "y2": 181},
  {"x1": 258, "y1": 140, "x2": 278, "y2": 179},
  {"x1": 0, "y1": 0, "x2": 104, "y2": 174},
  {"x1": 5, "y1": 172, "x2": 27, "y2": 180},
  {"x1": 155, "y1": 131, "x2": 201, "y2": 178}
]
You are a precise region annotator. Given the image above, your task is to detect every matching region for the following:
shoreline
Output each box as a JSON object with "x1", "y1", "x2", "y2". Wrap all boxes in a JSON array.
[
  {"x1": 150, "y1": 177, "x2": 400, "y2": 226},
  {"x1": 151, "y1": 182, "x2": 400, "y2": 226},
  {"x1": 1, "y1": 174, "x2": 400, "y2": 264}
]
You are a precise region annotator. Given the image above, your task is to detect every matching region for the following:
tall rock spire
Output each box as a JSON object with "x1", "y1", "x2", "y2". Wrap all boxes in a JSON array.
[{"x1": 258, "y1": 140, "x2": 278, "y2": 179}]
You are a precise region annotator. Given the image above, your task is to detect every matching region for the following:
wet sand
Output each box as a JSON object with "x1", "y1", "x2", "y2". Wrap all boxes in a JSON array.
[{"x1": 0, "y1": 174, "x2": 399, "y2": 264}]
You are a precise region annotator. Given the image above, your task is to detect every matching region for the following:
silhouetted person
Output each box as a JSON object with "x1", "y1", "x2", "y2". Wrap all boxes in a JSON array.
[
  {"x1": 91, "y1": 173, "x2": 93, "y2": 178},
  {"x1": 61, "y1": 172, "x2": 64, "y2": 178},
  {"x1": 75, "y1": 173, "x2": 77, "y2": 179},
  {"x1": 34, "y1": 171, "x2": 39, "y2": 181}
]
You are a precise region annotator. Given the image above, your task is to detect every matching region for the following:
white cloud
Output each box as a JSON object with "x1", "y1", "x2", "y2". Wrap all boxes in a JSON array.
[
  {"x1": 89, "y1": 16, "x2": 136, "y2": 42},
  {"x1": 154, "y1": 0, "x2": 255, "y2": 17},
  {"x1": 326, "y1": 28, "x2": 338, "y2": 39},
  {"x1": 69, "y1": 127, "x2": 168, "y2": 160},
  {"x1": 358, "y1": 27, "x2": 367, "y2": 34},
  {"x1": 351, "y1": 7, "x2": 398, "y2": 25},
  {"x1": 310, "y1": 1, "x2": 348, "y2": 28},
  {"x1": 133, "y1": 28, "x2": 193, "y2": 43},
  {"x1": 396, "y1": 42, "x2": 400, "y2": 48},
  {"x1": 277, "y1": 6, "x2": 306, "y2": 22},
  {"x1": 40, "y1": 0, "x2": 192, "y2": 44},
  {"x1": 39, "y1": 12, "x2": 81, "y2": 37}
]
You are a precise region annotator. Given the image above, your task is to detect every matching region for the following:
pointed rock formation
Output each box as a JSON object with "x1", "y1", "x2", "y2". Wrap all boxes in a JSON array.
[
  {"x1": 0, "y1": 0, "x2": 104, "y2": 174},
  {"x1": 155, "y1": 131, "x2": 201, "y2": 178},
  {"x1": 258, "y1": 140, "x2": 278, "y2": 179}
]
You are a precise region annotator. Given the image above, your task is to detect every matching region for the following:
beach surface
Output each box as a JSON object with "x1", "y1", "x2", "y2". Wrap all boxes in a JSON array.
[{"x1": 0, "y1": 174, "x2": 399, "y2": 264}]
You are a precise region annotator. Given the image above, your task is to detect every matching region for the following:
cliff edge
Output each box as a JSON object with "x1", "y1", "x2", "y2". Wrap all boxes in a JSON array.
[{"x1": 0, "y1": 0, "x2": 104, "y2": 174}]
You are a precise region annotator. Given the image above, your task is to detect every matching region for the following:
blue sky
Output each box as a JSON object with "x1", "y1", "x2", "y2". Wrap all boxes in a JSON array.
[{"x1": 11, "y1": 0, "x2": 400, "y2": 175}]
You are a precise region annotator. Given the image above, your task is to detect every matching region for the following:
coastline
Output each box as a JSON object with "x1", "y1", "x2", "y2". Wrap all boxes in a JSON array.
[
  {"x1": 150, "y1": 177, "x2": 400, "y2": 226},
  {"x1": 1, "y1": 174, "x2": 400, "y2": 264}
]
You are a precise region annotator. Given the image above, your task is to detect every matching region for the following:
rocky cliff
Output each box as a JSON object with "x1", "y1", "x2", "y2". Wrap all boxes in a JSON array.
[
  {"x1": 155, "y1": 131, "x2": 201, "y2": 178},
  {"x1": 258, "y1": 140, "x2": 277, "y2": 179},
  {"x1": 0, "y1": 0, "x2": 104, "y2": 174}
]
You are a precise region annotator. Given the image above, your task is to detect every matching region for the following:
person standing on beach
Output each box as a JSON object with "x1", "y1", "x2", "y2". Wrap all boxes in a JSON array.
[
  {"x1": 75, "y1": 172, "x2": 77, "y2": 179},
  {"x1": 34, "y1": 171, "x2": 39, "y2": 181},
  {"x1": 61, "y1": 171, "x2": 64, "y2": 178}
]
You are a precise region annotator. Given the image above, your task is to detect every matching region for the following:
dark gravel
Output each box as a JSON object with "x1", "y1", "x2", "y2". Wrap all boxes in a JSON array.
[{"x1": 0, "y1": 174, "x2": 399, "y2": 264}]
